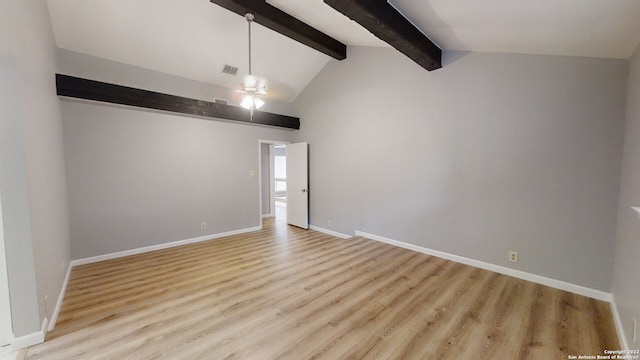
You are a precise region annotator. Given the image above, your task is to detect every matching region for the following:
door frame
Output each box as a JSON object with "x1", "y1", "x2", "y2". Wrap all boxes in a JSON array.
[
  {"x1": 268, "y1": 144, "x2": 275, "y2": 218},
  {"x1": 258, "y1": 140, "x2": 289, "y2": 228}
]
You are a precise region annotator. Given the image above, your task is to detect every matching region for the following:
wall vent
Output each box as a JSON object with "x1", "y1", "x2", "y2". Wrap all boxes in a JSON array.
[{"x1": 222, "y1": 65, "x2": 239, "y2": 76}]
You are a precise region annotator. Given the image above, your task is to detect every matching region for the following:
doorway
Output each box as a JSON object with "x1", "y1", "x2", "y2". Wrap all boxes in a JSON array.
[
  {"x1": 258, "y1": 141, "x2": 309, "y2": 229},
  {"x1": 259, "y1": 140, "x2": 288, "y2": 226},
  {"x1": 272, "y1": 145, "x2": 287, "y2": 222}
]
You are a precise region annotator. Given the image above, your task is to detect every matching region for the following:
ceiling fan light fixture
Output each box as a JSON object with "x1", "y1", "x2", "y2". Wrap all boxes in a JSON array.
[
  {"x1": 241, "y1": 95, "x2": 264, "y2": 110},
  {"x1": 240, "y1": 12, "x2": 266, "y2": 115}
]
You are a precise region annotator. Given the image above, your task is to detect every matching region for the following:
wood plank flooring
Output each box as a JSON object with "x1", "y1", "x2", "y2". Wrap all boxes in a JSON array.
[{"x1": 27, "y1": 218, "x2": 619, "y2": 359}]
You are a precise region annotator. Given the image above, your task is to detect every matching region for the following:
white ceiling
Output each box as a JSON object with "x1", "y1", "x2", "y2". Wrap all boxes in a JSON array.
[
  {"x1": 47, "y1": 0, "x2": 640, "y2": 102},
  {"x1": 391, "y1": 0, "x2": 640, "y2": 60}
]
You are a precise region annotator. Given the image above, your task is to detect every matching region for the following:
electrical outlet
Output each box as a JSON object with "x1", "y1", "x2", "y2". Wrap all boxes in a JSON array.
[
  {"x1": 328, "y1": 220, "x2": 332, "y2": 230},
  {"x1": 508, "y1": 251, "x2": 519, "y2": 263},
  {"x1": 201, "y1": 222, "x2": 207, "y2": 230},
  {"x1": 633, "y1": 318, "x2": 637, "y2": 343}
]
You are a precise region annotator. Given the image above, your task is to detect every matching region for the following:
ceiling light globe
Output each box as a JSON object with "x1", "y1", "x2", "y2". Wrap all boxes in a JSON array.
[
  {"x1": 241, "y1": 95, "x2": 264, "y2": 110},
  {"x1": 241, "y1": 95, "x2": 253, "y2": 109}
]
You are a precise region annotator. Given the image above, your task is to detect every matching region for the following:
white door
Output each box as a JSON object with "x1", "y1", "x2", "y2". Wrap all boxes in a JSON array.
[
  {"x1": 0, "y1": 192, "x2": 13, "y2": 346},
  {"x1": 286, "y1": 142, "x2": 309, "y2": 229}
]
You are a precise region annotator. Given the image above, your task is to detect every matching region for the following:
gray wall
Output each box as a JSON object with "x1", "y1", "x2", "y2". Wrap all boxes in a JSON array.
[
  {"x1": 59, "y1": 50, "x2": 297, "y2": 259},
  {"x1": 613, "y1": 43, "x2": 640, "y2": 347},
  {"x1": 294, "y1": 47, "x2": 627, "y2": 291},
  {"x1": 0, "y1": 0, "x2": 70, "y2": 335},
  {"x1": 63, "y1": 100, "x2": 294, "y2": 259},
  {"x1": 0, "y1": 51, "x2": 40, "y2": 338}
]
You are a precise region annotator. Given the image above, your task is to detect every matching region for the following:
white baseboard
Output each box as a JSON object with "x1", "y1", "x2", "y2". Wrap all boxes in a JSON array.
[
  {"x1": 309, "y1": 225, "x2": 351, "y2": 239},
  {"x1": 11, "y1": 330, "x2": 44, "y2": 351},
  {"x1": 48, "y1": 265, "x2": 72, "y2": 332},
  {"x1": 610, "y1": 296, "x2": 630, "y2": 350},
  {"x1": 51, "y1": 225, "x2": 622, "y2": 345},
  {"x1": 70, "y1": 226, "x2": 261, "y2": 267},
  {"x1": 47, "y1": 226, "x2": 260, "y2": 332},
  {"x1": 354, "y1": 230, "x2": 613, "y2": 302}
]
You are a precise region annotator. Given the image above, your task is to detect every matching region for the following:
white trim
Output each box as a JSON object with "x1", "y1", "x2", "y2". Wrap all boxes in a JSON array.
[
  {"x1": 50, "y1": 226, "x2": 260, "y2": 331},
  {"x1": 354, "y1": 230, "x2": 613, "y2": 302},
  {"x1": 610, "y1": 296, "x2": 630, "y2": 350},
  {"x1": 70, "y1": 226, "x2": 261, "y2": 267},
  {"x1": 269, "y1": 144, "x2": 275, "y2": 218},
  {"x1": 309, "y1": 225, "x2": 351, "y2": 239},
  {"x1": 11, "y1": 330, "x2": 43, "y2": 351},
  {"x1": 262, "y1": 214, "x2": 273, "y2": 219},
  {"x1": 48, "y1": 265, "x2": 72, "y2": 332},
  {"x1": 39, "y1": 318, "x2": 47, "y2": 335}
]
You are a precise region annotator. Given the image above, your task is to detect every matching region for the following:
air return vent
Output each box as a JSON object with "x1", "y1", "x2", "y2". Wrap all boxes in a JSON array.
[{"x1": 222, "y1": 65, "x2": 239, "y2": 75}]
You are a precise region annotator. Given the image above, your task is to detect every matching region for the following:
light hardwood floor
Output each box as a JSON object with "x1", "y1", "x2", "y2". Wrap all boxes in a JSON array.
[{"x1": 27, "y1": 217, "x2": 619, "y2": 359}]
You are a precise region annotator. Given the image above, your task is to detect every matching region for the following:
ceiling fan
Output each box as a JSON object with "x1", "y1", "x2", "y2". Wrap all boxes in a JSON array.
[{"x1": 239, "y1": 13, "x2": 267, "y2": 114}]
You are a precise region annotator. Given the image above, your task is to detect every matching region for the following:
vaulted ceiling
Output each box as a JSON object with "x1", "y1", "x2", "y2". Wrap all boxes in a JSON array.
[{"x1": 47, "y1": 0, "x2": 640, "y2": 102}]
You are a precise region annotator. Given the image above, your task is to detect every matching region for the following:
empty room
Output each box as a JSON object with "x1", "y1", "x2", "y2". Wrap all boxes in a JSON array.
[{"x1": 1, "y1": 0, "x2": 640, "y2": 359}]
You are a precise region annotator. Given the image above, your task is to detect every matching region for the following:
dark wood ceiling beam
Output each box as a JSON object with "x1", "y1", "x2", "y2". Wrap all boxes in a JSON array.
[
  {"x1": 210, "y1": 0, "x2": 346, "y2": 60},
  {"x1": 323, "y1": 0, "x2": 442, "y2": 71},
  {"x1": 56, "y1": 74, "x2": 300, "y2": 130}
]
